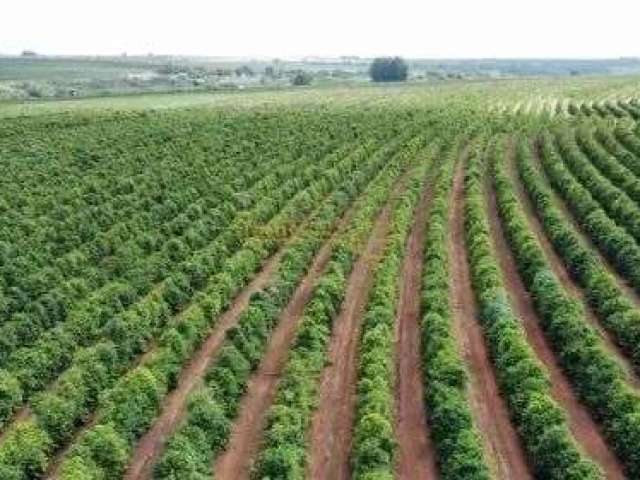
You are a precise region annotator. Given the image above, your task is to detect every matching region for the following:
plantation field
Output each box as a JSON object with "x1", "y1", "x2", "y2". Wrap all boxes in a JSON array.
[{"x1": 3, "y1": 78, "x2": 640, "y2": 479}]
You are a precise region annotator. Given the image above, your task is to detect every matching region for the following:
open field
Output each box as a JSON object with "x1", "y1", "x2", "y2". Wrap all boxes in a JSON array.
[{"x1": 3, "y1": 78, "x2": 640, "y2": 479}]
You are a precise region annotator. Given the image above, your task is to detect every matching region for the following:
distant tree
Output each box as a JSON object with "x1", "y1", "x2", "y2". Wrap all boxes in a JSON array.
[
  {"x1": 369, "y1": 57, "x2": 409, "y2": 82},
  {"x1": 291, "y1": 71, "x2": 313, "y2": 86}
]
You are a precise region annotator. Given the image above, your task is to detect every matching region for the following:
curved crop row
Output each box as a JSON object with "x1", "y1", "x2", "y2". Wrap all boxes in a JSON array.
[
  {"x1": 616, "y1": 101, "x2": 640, "y2": 119},
  {"x1": 99, "y1": 136, "x2": 421, "y2": 480},
  {"x1": 555, "y1": 128, "x2": 640, "y2": 245},
  {"x1": 518, "y1": 137, "x2": 640, "y2": 370},
  {"x1": 0, "y1": 146, "x2": 325, "y2": 367},
  {"x1": 614, "y1": 124, "x2": 640, "y2": 159},
  {"x1": 592, "y1": 103, "x2": 611, "y2": 118},
  {"x1": 594, "y1": 126, "x2": 640, "y2": 178},
  {"x1": 0, "y1": 140, "x2": 378, "y2": 432},
  {"x1": 485, "y1": 137, "x2": 602, "y2": 479},
  {"x1": 419, "y1": 140, "x2": 490, "y2": 480},
  {"x1": 575, "y1": 126, "x2": 640, "y2": 207},
  {"x1": 203, "y1": 138, "x2": 428, "y2": 480},
  {"x1": 498, "y1": 135, "x2": 640, "y2": 478},
  {"x1": 538, "y1": 133, "x2": 640, "y2": 297},
  {"x1": 580, "y1": 103, "x2": 595, "y2": 116},
  {"x1": 62, "y1": 135, "x2": 428, "y2": 480},
  {"x1": 602, "y1": 101, "x2": 627, "y2": 118},
  {"x1": 0, "y1": 134, "x2": 398, "y2": 479},
  {"x1": 350, "y1": 146, "x2": 436, "y2": 479},
  {"x1": 0, "y1": 110, "x2": 321, "y2": 317}
]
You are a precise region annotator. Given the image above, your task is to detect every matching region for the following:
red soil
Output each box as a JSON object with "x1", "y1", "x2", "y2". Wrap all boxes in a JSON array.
[
  {"x1": 393, "y1": 174, "x2": 439, "y2": 479},
  {"x1": 122, "y1": 250, "x2": 285, "y2": 480},
  {"x1": 486, "y1": 159, "x2": 626, "y2": 480},
  {"x1": 212, "y1": 207, "x2": 359, "y2": 479},
  {"x1": 306, "y1": 202, "x2": 394, "y2": 480},
  {"x1": 449, "y1": 158, "x2": 533, "y2": 480}
]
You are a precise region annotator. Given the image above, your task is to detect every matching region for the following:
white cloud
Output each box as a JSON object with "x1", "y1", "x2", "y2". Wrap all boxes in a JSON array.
[{"x1": 1, "y1": 0, "x2": 638, "y2": 58}]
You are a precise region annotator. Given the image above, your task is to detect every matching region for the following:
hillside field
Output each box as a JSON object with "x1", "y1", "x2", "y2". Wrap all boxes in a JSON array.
[{"x1": 3, "y1": 78, "x2": 640, "y2": 479}]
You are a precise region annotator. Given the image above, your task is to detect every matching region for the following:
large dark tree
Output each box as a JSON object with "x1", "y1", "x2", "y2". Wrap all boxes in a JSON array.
[{"x1": 369, "y1": 56, "x2": 409, "y2": 82}]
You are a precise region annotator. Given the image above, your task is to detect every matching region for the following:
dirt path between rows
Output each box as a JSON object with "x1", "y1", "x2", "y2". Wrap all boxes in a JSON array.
[
  {"x1": 515, "y1": 140, "x2": 640, "y2": 388},
  {"x1": 485, "y1": 161, "x2": 626, "y2": 480},
  {"x1": 449, "y1": 158, "x2": 533, "y2": 480},
  {"x1": 393, "y1": 173, "x2": 439, "y2": 480},
  {"x1": 212, "y1": 203, "x2": 361, "y2": 480},
  {"x1": 120, "y1": 250, "x2": 286, "y2": 480},
  {"x1": 306, "y1": 196, "x2": 396, "y2": 480}
]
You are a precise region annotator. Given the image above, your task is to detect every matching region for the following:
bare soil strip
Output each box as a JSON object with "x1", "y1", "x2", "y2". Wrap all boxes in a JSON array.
[
  {"x1": 120, "y1": 251, "x2": 286, "y2": 480},
  {"x1": 212, "y1": 209, "x2": 359, "y2": 480},
  {"x1": 486, "y1": 166, "x2": 626, "y2": 480},
  {"x1": 306, "y1": 201, "x2": 395, "y2": 480},
  {"x1": 515, "y1": 141, "x2": 640, "y2": 387},
  {"x1": 394, "y1": 174, "x2": 439, "y2": 480},
  {"x1": 449, "y1": 159, "x2": 533, "y2": 480}
]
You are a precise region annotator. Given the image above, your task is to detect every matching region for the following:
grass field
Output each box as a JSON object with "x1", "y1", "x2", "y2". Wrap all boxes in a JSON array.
[{"x1": 2, "y1": 78, "x2": 640, "y2": 479}]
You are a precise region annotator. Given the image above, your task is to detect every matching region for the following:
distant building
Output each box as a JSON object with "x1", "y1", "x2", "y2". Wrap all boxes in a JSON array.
[{"x1": 21, "y1": 50, "x2": 38, "y2": 57}]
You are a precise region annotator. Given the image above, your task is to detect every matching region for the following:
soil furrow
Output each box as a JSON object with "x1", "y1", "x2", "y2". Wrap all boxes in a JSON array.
[
  {"x1": 212, "y1": 205, "x2": 360, "y2": 480},
  {"x1": 119, "y1": 250, "x2": 285, "y2": 480},
  {"x1": 449, "y1": 158, "x2": 532, "y2": 480},
  {"x1": 486, "y1": 162, "x2": 626, "y2": 480},
  {"x1": 306, "y1": 200, "x2": 395, "y2": 480},
  {"x1": 516, "y1": 140, "x2": 640, "y2": 387},
  {"x1": 394, "y1": 173, "x2": 438, "y2": 480}
]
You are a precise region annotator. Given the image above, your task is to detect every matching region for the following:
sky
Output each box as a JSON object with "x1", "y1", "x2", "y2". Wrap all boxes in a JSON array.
[{"x1": 2, "y1": 0, "x2": 639, "y2": 59}]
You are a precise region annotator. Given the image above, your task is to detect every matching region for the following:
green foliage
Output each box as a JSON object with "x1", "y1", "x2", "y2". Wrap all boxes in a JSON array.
[
  {"x1": 419, "y1": 141, "x2": 491, "y2": 480},
  {"x1": 501, "y1": 131, "x2": 640, "y2": 478},
  {"x1": 369, "y1": 57, "x2": 409, "y2": 82},
  {"x1": 518, "y1": 136, "x2": 640, "y2": 371},
  {"x1": 482, "y1": 136, "x2": 602, "y2": 478},
  {"x1": 291, "y1": 71, "x2": 313, "y2": 86},
  {"x1": 1, "y1": 105, "x2": 437, "y2": 479},
  {"x1": 352, "y1": 145, "x2": 435, "y2": 478},
  {"x1": 253, "y1": 137, "x2": 424, "y2": 479}
]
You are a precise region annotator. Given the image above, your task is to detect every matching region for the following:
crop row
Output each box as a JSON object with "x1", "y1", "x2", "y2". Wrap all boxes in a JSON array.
[
  {"x1": 0, "y1": 133, "x2": 395, "y2": 479},
  {"x1": 486, "y1": 137, "x2": 602, "y2": 479},
  {"x1": 0, "y1": 110, "x2": 303, "y2": 298},
  {"x1": 0, "y1": 139, "x2": 378, "y2": 433},
  {"x1": 0, "y1": 126, "x2": 342, "y2": 370},
  {"x1": 60, "y1": 135, "x2": 427, "y2": 480},
  {"x1": 0, "y1": 107, "x2": 402, "y2": 326},
  {"x1": 518, "y1": 137, "x2": 640, "y2": 371},
  {"x1": 614, "y1": 124, "x2": 640, "y2": 159},
  {"x1": 616, "y1": 101, "x2": 640, "y2": 119},
  {"x1": 555, "y1": 128, "x2": 640, "y2": 246},
  {"x1": 575, "y1": 126, "x2": 640, "y2": 208},
  {"x1": 250, "y1": 139, "x2": 427, "y2": 479},
  {"x1": 594, "y1": 126, "x2": 640, "y2": 178},
  {"x1": 497, "y1": 134, "x2": 640, "y2": 477},
  {"x1": 351, "y1": 145, "x2": 436, "y2": 479},
  {"x1": 0, "y1": 145, "x2": 331, "y2": 368},
  {"x1": 418, "y1": 140, "x2": 490, "y2": 479}
]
